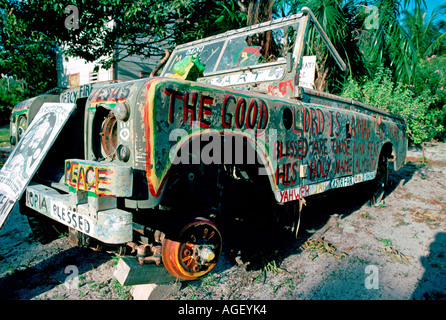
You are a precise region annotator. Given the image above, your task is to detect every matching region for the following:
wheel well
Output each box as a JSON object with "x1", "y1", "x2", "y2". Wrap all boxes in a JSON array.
[
  {"x1": 381, "y1": 142, "x2": 394, "y2": 160},
  {"x1": 159, "y1": 133, "x2": 276, "y2": 215}
]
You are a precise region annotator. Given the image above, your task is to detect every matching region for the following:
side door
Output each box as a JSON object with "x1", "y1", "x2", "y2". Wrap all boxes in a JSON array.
[
  {"x1": 274, "y1": 102, "x2": 307, "y2": 204},
  {"x1": 301, "y1": 104, "x2": 355, "y2": 191}
]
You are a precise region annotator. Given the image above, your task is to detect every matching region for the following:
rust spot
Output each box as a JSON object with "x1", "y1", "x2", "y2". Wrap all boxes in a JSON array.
[{"x1": 101, "y1": 111, "x2": 118, "y2": 159}]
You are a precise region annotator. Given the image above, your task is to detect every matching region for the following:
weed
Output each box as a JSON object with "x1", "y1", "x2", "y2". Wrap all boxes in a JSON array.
[
  {"x1": 0, "y1": 129, "x2": 10, "y2": 147},
  {"x1": 411, "y1": 211, "x2": 442, "y2": 227},
  {"x1": 111, "y1": 279, "x2": 131, "y2": 300},
  {"x1": 282, "y1": 278, "x2": 296, "y2": 293},
  {"x1": 202, "y1": 273, "x2": 217, "y2": 287},
  {"x1": 378, "y1": 238, "x2": 393, "y2": 247},
  {"x1": 5, "y1": 265, "x2": 15, "y2": 275},
  {"x1": 268, "y1": 282, "x2": 281, "y2": 294},
  {"x1": 111, "y1": 255, "x2": 121, "y2": 266},
  {"x1": 88, "y1": 281, "x2": 99, "y2": 291},
  {"x1": 88, "y1": 280, "x2": 109, "y2": 293},
  {"x1": 349, "y1": 256, "x2": 371, "y2": 265},
  {"x1": 58, "y1": 233, "x2": 67, "y2": 239},
  {"x1": 301, "y1": 238, "x2": 347, "y2": 260},
  {"x1": 395, "y1": 218, "x2": 410, "y2": 227},
  {"x1": 358, "y1": 212, "x2": 371, "y2": 219},
  {"x1": 382, "y1": 246, "x2": 413, "y2": 265},
  {"x1": 263, "y1": 260, "x2": 286, "y2": 273},
  {"x1": 186, "y1": 283, "x2": 198, "y2": 300}
]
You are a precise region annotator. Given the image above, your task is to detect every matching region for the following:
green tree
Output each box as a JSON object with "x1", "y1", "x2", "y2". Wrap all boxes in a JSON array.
[
  {"x1": 1, "y1": 0, "x2": 249, "y2": 72},
  {"x1": 282, "y1": 0, "x2": 367, "y2": 92},
  {"x1": 359, "y1": 0, "x2": 445, "y2": 85},
  {"x1": 0, "y1": 0, "x2": 248, "y2": 121},
  {"x1": 0, "y1": 76, "x2": 27, "y2": 122},
  {"x1": 341, "y1": 68, "x2": 443, "y2": 144},
  {"x1": 342, "y1": 1, "x2": 446, "y2": 142},
  {"x1": 172, "y1": 0, "x2": 248, "y2": 43},
  {"x1": 0, "y1": 1, "x2": 58, "y2": 95},
  {"x1": 402, "y1": 7, "x2": 446, "y2": 63}
]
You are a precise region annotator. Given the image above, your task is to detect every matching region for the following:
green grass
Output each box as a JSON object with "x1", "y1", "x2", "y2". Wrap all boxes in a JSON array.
[
  {"x1": 378, "y1": 238, "x2": 393, "y2": 247},
  {"x1": 110, "y1": 279, "x2": 131, "y2": 300},
  {"x1": 0, "y1": 128, "x2": 10, "y2": 147}
]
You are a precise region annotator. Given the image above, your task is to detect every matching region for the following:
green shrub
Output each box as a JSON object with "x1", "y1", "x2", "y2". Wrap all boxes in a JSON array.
[
  {"x1": 0, "y1": 77, "x2": 28, "y2": 124},
  {"x1": 341, "y1": 68, "x2": 445, "y2": 144}
]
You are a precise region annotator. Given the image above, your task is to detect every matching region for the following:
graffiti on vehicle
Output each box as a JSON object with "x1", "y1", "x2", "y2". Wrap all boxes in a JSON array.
[
  {"x1": 64, "y1": 160, "x2": 114, "y2": 197},
  {"x1": 90, "y1": 84, "x2": 132, "y2": 104},
  {"x1": 141, "y1": 78, "x2": 403, "y2": 204},
  {"x1": 163, "y1": 88, "x2": 269, "y2": 132},
  {"x1": 61, "y1": 83, "x2": 94, "y2": 103}
]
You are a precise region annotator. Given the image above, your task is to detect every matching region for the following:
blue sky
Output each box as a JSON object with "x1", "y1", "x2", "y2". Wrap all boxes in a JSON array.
[
  {"x1": 422, "y1": 0, "x2": 445, "y2": 11},
  {"x1": 410, "y1": 0, "x2": 446, "y2": 20}
]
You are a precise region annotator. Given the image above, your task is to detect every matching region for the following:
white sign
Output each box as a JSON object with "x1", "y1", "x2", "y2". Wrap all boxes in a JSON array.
[
  {"x1": 0, "y1": 103, "x2": 76, "y2": 230},
  {"x1": 299, "y1": 56, "x2": 316, "y2": 89},
  {"x1": 209, "y1": 67, "x2": 285, "y2": 86}
]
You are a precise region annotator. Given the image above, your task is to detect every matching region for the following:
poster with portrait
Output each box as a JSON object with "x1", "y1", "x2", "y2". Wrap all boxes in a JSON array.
[{"x1": 0, "y1": 103, "x2": 76, "y2": 230}]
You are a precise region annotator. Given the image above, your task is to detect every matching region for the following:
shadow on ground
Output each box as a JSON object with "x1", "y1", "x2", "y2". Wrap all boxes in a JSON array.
[
  {"x1": 219, "y1": 160, "x2": 420, "y2": 273},
  {"x1": 0, "y1": 161, "x2": 422, "y2": 299},
  {"x1": 0, "y1": 246, "x2": 111, "y2": 300},
  {"x1": 411, "y1": 232, "x2": 446, "y2": 300}
]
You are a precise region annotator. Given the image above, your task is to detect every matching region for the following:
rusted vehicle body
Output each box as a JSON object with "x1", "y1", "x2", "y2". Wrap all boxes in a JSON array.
[{"x1": 1, "y1": 8, "x2": 406, "y2": 280}]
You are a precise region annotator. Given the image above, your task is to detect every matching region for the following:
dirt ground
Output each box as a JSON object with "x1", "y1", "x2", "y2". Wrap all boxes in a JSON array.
[{"x1": 0, "y1": 142, "x2": 445, "y2": 300}]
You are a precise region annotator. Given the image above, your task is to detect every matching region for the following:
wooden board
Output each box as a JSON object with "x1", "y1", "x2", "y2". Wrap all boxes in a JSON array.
[
  {"x1": 131, "y1": 283, "x2": 181, "y2": 300},
  {"x1": 114, "y1": 257, "x2": 177, "y2": 286},
  {"x1": 0, "y1": 103, "x2": 76, "y2": 230}
]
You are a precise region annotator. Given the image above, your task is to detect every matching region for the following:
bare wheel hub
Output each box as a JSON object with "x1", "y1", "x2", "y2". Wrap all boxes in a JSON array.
[{"x1": 162, "y1": 219, "x2": 222, "y2": 280}]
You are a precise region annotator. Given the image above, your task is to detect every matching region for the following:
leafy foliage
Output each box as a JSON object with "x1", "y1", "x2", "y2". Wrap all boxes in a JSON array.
[
  {"x1": 286, "y1": 0, "x2": 366, "y2": 92},
  {"x1": 1, "y1": 0, "x2": 249, "y2": 71},
  {"x1": 0, "y1": 0, "x2": 58, "y2": 95},
  {"x1": 358, "y1": 0, "x2": 446, "y2": 85},
  {"x1": 286, "y1": 0, "x2": 446, "y2": 143},
  {"x1": 0, "y1": 77, "x2": 27, "y2": 122},
  {"x1": 341, "y1": 68, "x2": 444, "y2": 144},
  {"x1": 172, "y1": 0, "x2": 247, "y2": 44},
  {"x1": 0, "y1": 0, "x2": 445, "y2": 142},
  {"x1": 0, "y1": 0, "x2": 247, "y2": 123}
]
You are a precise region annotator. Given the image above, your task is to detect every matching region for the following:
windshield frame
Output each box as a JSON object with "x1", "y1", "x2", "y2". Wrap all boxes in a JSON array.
[{"x1": 161, "y1": 13, "x2": 307, "y2": 79}]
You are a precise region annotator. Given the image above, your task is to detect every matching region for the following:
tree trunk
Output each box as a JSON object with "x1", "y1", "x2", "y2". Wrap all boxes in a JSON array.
[
  {"x1": 314, "y1": 53, "x2": 329, "y2": 92},
  {"x1": 246, "y1": 0, "x2": 274, "y2": 26}
]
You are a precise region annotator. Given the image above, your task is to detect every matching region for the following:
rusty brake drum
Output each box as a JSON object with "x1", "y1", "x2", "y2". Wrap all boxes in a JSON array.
[{"x1": 100, "y1": 111, "x2": 118, "y2": 159}]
